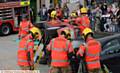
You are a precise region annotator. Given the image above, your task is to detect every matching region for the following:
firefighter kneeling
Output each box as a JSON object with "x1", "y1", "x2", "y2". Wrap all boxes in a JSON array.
[
  {"x1": 17, "y1": 27, "x2": 41, "y2": 70},
  {"x1": 46, "y1": 28, "x2": 74, "y2": 73},
  {"x1": 77, "y1": 28, "x2": 102, "y2": 73}
]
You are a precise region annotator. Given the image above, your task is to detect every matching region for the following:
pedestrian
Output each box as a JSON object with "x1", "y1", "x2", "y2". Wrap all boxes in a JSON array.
[
  {"x1": 47, "y1": 10, "x2": 62, "y2": 27},
  {"x1": 30, "y1": 7, "x2": 34, "y2": 23},
  {"x1": 93, "y1": 5, "x2": 102, "y2": 32},
  {"x1": 46, "y1": 28, "x2": 74, "y2": 73},
  {"x1": 17, "y1": 27, "x2": 41, "y2": 70},
  {"x1": 101, "y1": 3, "x2": 107, "y2": 15},
  {"x1": 56, "y1": 4, "x2": 63, "y2": 20},
  {"x1": 18, "y1": 15, "x2": 33, "y2": 39},
  {"x1": 77, "y1": 28, "x2": 102, "y2": 73},
  {"x1": 62, "y1": 3, "x2": 69, "y2": 19},
  {"x1": 38, "y1": 4, "x2": 48, "y2": 21},
  {"x1": 104, "y1": 18, "x2": 112, "y2": 32}
]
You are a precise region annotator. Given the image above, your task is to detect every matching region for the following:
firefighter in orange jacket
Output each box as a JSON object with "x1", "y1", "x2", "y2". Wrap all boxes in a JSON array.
[
  {"x1": 77, "y1": 28, "x2": 101, "y2": 73},
  {"x1": 47, "y1": 10, "x2": 62, "y2": 27},
  {"x1": 17, "y1": 27, "x2": 41, "y2": 70},
  {"x1": 18, "y1": 15, "x2": 33, "y2": 39},
  {"x1": 46, "y1": 28, "x2": 74, "y2": 73},
  {"x1": 75, "y1": 7, "x2": 90, "y2": 34}
]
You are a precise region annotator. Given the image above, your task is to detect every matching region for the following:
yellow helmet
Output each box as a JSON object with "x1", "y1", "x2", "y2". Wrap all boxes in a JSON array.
[
  {"x1": 82, "y1": 28, "x2": 93, "y2": 40},
  {"x1": 30, "y1": 27, "x2": 41, "y2": 39},
  {"x1": 80, "y1": 7, "x2": 88, "y2": 14},
  {"x1": 51, "y1": 10, "x2": 57, "y2": 18},
  {"x1": 58, "y1": 28, "x2": 71, "y2": 39},
  {"x1": 70, "y1": 12, "x2": 77, "y2": 17}
]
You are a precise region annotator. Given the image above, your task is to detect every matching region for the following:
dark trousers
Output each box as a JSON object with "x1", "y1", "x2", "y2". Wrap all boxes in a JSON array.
[{"x1": 50, "y1": 66, "x2": 72, "y2": 73}]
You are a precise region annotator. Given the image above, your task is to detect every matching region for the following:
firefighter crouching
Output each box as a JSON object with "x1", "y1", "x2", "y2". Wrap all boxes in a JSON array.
[
  {"x1": 77, "y1": 28, "x2": 102, "y2": 73},
  {"x1": 46, "y1": 28, "x2": 74, "y2": 73},
  {"x1": 18, "y1": 15, "x2": 33, "y2": 39},
  {"x1": 17, "y1": 27, "x2": 41, "y2": 70}
]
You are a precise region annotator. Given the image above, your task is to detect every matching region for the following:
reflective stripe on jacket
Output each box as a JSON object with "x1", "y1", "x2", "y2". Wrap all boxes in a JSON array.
[
  {"x1": 18, "y1": 21, "x2": 33, "y2": 38},
  {"x1": 47, "y1": 36, "x2": 74, "y2": 67},
  {"x1": 17, "y1": 34, "x2": 34, "y2": 66},
  {"x1": 77, "y1": 38, "x2": 101, "y2": 70}
]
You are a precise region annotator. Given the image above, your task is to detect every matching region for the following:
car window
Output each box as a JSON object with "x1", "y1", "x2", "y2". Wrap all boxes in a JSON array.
[
  {"x1": 103, "y1": 39, "x2": 119, "y2": 49},
  {"x1": 101, "y1": 39, "x2": 120, "y2": 56}
]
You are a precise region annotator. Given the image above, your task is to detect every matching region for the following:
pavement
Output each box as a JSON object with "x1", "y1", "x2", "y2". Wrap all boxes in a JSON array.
[{"x1": 0, "y1": 34, "x2": 49, "y2": 73}]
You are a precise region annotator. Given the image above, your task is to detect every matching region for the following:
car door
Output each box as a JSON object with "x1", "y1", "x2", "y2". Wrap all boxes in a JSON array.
[
  {"x1": 101, "y1": 38, "x2": 120, "y2": 60},
  {"x1": 101, "y1": 38, "x2": 120, "y2": 73}
]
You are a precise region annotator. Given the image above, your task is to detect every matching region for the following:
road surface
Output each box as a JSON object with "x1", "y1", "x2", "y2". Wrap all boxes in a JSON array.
[{"x1": 0, "y1": 34, "x2": 49, "y2": 73}]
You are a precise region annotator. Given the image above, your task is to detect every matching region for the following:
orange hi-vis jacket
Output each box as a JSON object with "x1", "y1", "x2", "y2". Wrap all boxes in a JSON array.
[
  {"x1": 75, "y1": 17, "x2": 81, "y2": 26},
  {"x1": 75, "y1": 16, "x2": 90, "y2": 34},
  {"x1": 77, "y1": 37, "x2": 101, "y2": 70},
  {"x1": 80, "y1": 16, "x2": 90, "y2": 28},
  {"x1": 47, "y1": 36, "x2": 74, "y2": 67},
  {"x1": 18, "y1": 21, "x2": 33, "y2": 38},
  {"x1": 18, "y1": 34, "x2": 34, "y2": 66}
]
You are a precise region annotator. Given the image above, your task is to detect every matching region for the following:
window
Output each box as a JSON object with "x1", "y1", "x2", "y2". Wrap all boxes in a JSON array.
[{"x1": 102, "y1": 39, "x2": 120, "y2": 55}]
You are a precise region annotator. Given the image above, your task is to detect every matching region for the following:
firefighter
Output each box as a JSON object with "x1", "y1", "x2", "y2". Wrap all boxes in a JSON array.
[
  {"x1": 46, "y1": 28, "x2": 74, "y2": 73},
  {"x1": 76, "y1": 7, "x2": 90, "y2": 34},
  {"x1": 47, "y1": 10, "x2": 62, "y2": 27},
  {"x1": 69, "y1": 12, "x2": 80, "y2": 39},
  {"x1": 17, "y1": 27, "x2": 41, "y2": 70},
  {"x1": 18, "y1": 15, "x2": 33, "y2": 39},
  {"x1": 69, "y1": 11, "x2": 78, "y2": 26},
  {"x1": 77, "y1": 28, "x2": 101, "y2": 73}
]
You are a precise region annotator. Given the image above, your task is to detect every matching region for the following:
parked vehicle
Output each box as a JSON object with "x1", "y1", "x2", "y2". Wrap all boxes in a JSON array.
[
  {"x1": 99, "y1": 34, "x2": 120, "y2": 73},
  {"x1": 0, "y1": 0, "x2": 30, "y2": 35}
]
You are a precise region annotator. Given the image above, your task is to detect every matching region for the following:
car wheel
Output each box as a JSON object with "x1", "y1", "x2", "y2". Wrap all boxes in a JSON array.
[{"x1": 0, "y1": 23, "x2": 12, "y2": 36}]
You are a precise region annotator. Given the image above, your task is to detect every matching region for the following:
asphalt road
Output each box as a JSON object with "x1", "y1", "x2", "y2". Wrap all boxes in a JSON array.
[
  {"x1": 0, "y1": 34, "x2": 19, "y2": 70},
  {"x1": 0, "y1": 34, "x2": 49, "y2": 73}
]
